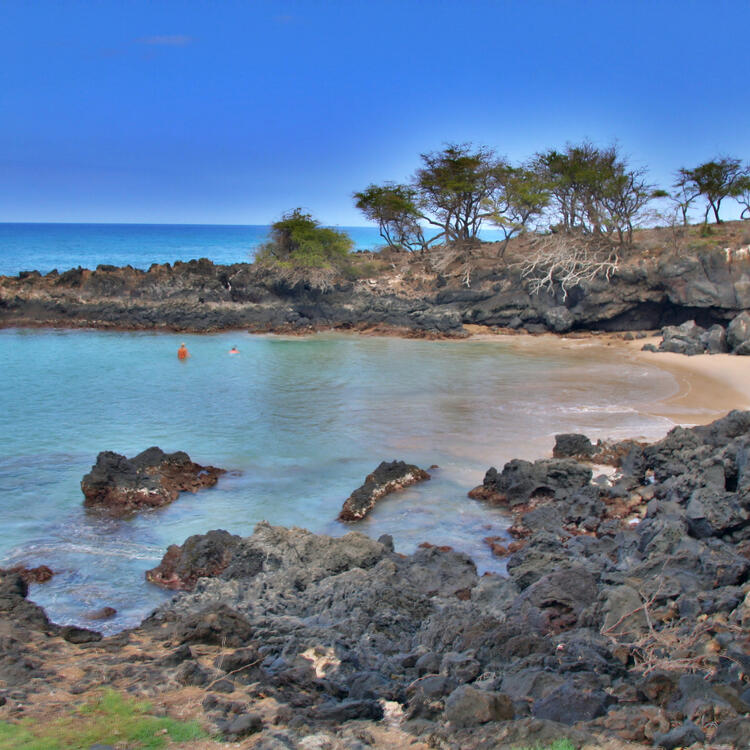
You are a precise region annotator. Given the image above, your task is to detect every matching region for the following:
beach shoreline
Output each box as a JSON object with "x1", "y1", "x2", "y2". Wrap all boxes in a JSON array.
[{"x1": 461, "y1": 326, "x2": 750, "y2": 429}]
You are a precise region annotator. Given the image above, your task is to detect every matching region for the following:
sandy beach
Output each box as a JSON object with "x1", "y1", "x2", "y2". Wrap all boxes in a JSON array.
[
  {"x1": 463, "y1": 327, "x2": 750, "y2": 429},
  {"x1": 631, "y1": 336, "x2": 750, "y2": 424}
]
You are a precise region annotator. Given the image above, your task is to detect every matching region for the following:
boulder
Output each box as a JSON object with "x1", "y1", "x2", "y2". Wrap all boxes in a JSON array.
[
  {"x1": 727, "y1": 310, "x2": 750, "y2": 351},
  {"x1": 469, "y1": 458, "x2": 592, "y2": 507},
  {"x1": 224, "y1": 713, "x2": 263, "y2": 739},
  {"x1": 312, "y1": 699, "x2": 384, "y2": 722},
  {"x1": 338, "y1": 460, "x2": 430, "y2": 521},
  {"x1": 712, "y1": 717, "x2": 750, "y2": 747},
  {"x1": 145, "y1": 529, "x2": 242, "y2": 590},
  {"x1": 60, "y1": 625, "x2": 103, "y2": 644},
  {"x1": 511, "y1": 566, "x2": 598, "y2": 634},
  {"x1": 174, "y1": 604, "x2": 254, "y2": 647},
  {"x1": 444, "y1": 684, "x2": 514, "y2": 726},
  {"x1": 658, "y1": 320, "x2": 705, "y2": 355},
  {"x1": 532, "y1": 682, "x2": 610, "y2": 724},
  {"x1": 699, "y1": 323, "x2": 728, "y2": 353},
  {"x1": 81, "y1": 447, "x2": 225, "y2": 514},
  {"x1": 552, "y1": 433, "x2": 595, "y2": 459},
  {"x1": 653, "y1": 720, "x2": 705, "y2": 749},
  {"x1": 543, "y1": 306, "x2": 575, "y2": 333}
]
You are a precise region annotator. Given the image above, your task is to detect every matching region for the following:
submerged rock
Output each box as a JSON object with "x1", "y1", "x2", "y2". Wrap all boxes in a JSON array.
[
  {"x1": 338, "y1": 460, "x2": 430, "y2": 521},
  {"x1": 81, "y1": 446, "x2": 225, "y2": 514},
  {"x1": 0, "y1": 564, "x2": 54, "y2": 584}
]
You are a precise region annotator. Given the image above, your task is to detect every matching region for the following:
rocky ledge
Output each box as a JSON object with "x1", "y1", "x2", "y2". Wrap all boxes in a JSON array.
[
  {"x1": 81, "y1": 446, "x2": 225, "y2": 515},
  {"x1": 338, "y1": 460, "x2": 431, "y2": 521},
  {"x1": 2, "y1": 244, "x2": 750, "y2": 336},
  {"x1": 2, "y1": 413, "x2": 750, "y2": 749}
]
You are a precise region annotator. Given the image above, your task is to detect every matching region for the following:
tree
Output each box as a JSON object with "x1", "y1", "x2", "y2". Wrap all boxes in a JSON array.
[
  {"x1": 256, "y1": 208, "x2": 353, "y2": 268},
  {"x1": 600, "y1": 167, "x2": 654, "y2": 245},
  {"x1": 414, "y1": 143, "x2": 500, "y2": 245},
  {"x1": 732, "y1": 166, "x2": 750, "y2": 220},
  {"x1": 678, "y1": 157, "x2": 750, "y2": 224},
  {"x1": 667, "y1": 170, "x2": 702, "y2": 226},
  {"x1": 739, "y1": 183, "x2": 750, "y2": 220},
  {"x1": 353, "y1": 183, "x2": 430, "y2": 252},
  {"x1": 533, "y1": 141, "x2": 654, "y2": 244},
  {"x1": 484, "y1": 164, "x2": 550, "y2": 255}
]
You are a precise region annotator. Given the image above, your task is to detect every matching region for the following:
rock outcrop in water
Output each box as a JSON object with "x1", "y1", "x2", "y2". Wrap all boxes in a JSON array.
[
  {"x1": 3, "y1": 412, "x2": 750, "y2": 748},
  {"x1": 1, "y1": 242, "x2": 749, "y2": 335},
  {"x1": 338, "y1": 460, "x2": 431, "y2": 521},
  {"x1": 81, "y1": 446, "x2": 225, "y2": 515}
]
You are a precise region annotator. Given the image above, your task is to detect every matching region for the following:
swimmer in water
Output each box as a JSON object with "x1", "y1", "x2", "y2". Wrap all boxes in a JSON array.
[
  {"x1": 229, "y1": 346, "x2": 239, "y2": 354},
  {"x1": 177, "y1": 343, "x2": 190, "y2": 360}
]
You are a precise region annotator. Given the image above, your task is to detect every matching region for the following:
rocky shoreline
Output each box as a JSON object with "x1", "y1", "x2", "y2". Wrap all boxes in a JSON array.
[
  {"x1": 2, "y1": 412, "x2": 749, "y2": 748},
  {"x1": 2, "y1": 245, "x2": 750, "y2": 337}
]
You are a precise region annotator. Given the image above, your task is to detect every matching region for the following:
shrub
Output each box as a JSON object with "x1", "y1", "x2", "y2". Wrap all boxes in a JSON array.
[{"x1": 256, "y1": 208, "x2": 353, "y2": 269}]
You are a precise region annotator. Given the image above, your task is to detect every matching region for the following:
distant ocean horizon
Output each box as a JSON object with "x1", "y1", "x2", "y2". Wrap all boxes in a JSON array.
[{"x1": 0, "y1": 222, "x2": 508, "y2": 277}]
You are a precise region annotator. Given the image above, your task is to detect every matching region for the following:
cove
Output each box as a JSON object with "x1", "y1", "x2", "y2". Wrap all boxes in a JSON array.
[{"x1": 1, "y1": 328, "x2": 684, "y2": 633}]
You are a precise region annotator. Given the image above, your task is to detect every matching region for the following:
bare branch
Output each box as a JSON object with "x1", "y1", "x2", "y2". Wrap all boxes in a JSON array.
[{"x1": 515, "y1": 234, "x2": 620, "y2": 301}]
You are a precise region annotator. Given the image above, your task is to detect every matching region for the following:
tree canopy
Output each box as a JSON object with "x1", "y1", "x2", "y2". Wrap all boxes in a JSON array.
[
  {"x1": 353, "y1": 183, "x2": 428, "y2": 252},
  {"x1": 533, "y1": 142, "x2": 653, "y2": 243},
  {"x1": 677, "y1": 157, "x2": 750, "y2": 224},
  {"x1": 353, "y1": 142, "x2": 749, "y2": 259},
  {"x1": 354, "y1": 143, "x2": 548, "y2": 253}
]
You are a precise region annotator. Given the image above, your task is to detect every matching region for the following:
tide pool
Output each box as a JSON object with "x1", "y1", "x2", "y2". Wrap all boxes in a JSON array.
[{"x1": 1, "y1": 329, "x2": 680, "y2": 632}]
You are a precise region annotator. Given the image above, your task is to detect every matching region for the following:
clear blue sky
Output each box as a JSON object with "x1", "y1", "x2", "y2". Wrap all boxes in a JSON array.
[{"x1": 1, "y1": 0, "x2": 748, "y2": 225}]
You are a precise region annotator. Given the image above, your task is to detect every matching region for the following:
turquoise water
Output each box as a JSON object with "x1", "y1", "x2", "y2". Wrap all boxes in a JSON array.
[
  {"x1": 0, "y1": 223, "x2": 510, "y2": 277},
  {"x1": 0, "y1": 328, "x2": 681, "y2": 633}
]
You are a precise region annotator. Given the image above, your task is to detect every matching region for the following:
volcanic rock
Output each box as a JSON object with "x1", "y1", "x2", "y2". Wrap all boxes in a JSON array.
[
  {"x1": 0, "y1": 565, "x2": 54, "y2": 584},
  {"x1": 468, "y1": 458, "x2": 592, "y2": 506},
  {"x1": 145, "y1": 529, "x2": 242, "y2": 590},
  {"x1": 338, "y1": 460, "x2": 430, "y2": 521},
  {"x1": 81, "y1": 446, "x2": 225, "y2": 514}
]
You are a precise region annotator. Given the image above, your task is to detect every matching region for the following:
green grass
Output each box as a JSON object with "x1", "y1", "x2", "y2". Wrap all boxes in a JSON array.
[
  {"x1": 0, "y1": 690, "x2": 208, "y2": 749},
  {"x1": 513, "y1": 740, "x2": 577, "y2": 750}
]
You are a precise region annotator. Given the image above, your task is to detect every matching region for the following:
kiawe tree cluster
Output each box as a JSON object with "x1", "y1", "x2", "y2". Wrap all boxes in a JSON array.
[
  {"x1": 671, "y1": 157, "x2": 750, "y2": 225},
  {"x1": 354, "y1": 142, "x2": 750, "y2": 254},
  {"x1": 355, "y1": 143, "x2": 551, "y2": 255},
  {"x1": 258, "y1": 144, "x2": 750, "y2": 278}
]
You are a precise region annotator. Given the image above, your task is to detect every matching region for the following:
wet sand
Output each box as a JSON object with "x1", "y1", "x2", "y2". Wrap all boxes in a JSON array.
[
  {"x1": 630, "y1": 335, "x2": 750, "y2": 424},
  {"x1": 464, "y1": 328, "x2": 750, "y2": 428}
]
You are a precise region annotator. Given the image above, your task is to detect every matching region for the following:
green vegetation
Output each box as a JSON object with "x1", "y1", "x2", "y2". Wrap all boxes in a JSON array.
[
  {"x1": 353, "y1": 141, "x2": 750, "y2": 257},
  {"x1": 674, "y1": 157, "x2": 750, "y2": 225},
  {"x1": 534, "y1": 142, "x2": 653, "y2": 245},
  {"x1": 354, "y1": 183, "x2": 428, "y2": 252},
  {"x1": 512, "y1": 740, "x2": 577, "y2": 750},
  {"x1": 0, "y1": 690, "x2": 207, "y2": 750},
  {"x1": 256, "y1": 208, "x2": 354, "y2": 269}
]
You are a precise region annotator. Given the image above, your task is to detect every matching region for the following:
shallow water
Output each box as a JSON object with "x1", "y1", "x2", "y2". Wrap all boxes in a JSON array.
[{"x1": 1, "y1": 329, "x2": 681, "y2": 633}]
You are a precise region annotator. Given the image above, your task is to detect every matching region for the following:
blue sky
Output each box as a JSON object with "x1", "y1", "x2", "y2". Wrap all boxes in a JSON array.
[{"x1": 1, "y1": 0, "x2": 748, "y2": 225}]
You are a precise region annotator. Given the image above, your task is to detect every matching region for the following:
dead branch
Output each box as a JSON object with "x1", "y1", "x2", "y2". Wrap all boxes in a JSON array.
[{"x1": 516, "y1": 234, "x2": 620, "y2": 301}]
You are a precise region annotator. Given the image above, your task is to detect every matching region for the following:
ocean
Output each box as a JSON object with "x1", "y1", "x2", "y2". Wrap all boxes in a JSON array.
[
  {"x1": 0, "y1": 223, "x2": 689, "y2": 634},
  {"x1": 0, "y1": 222, "x2": 510, "y2": 277}
]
